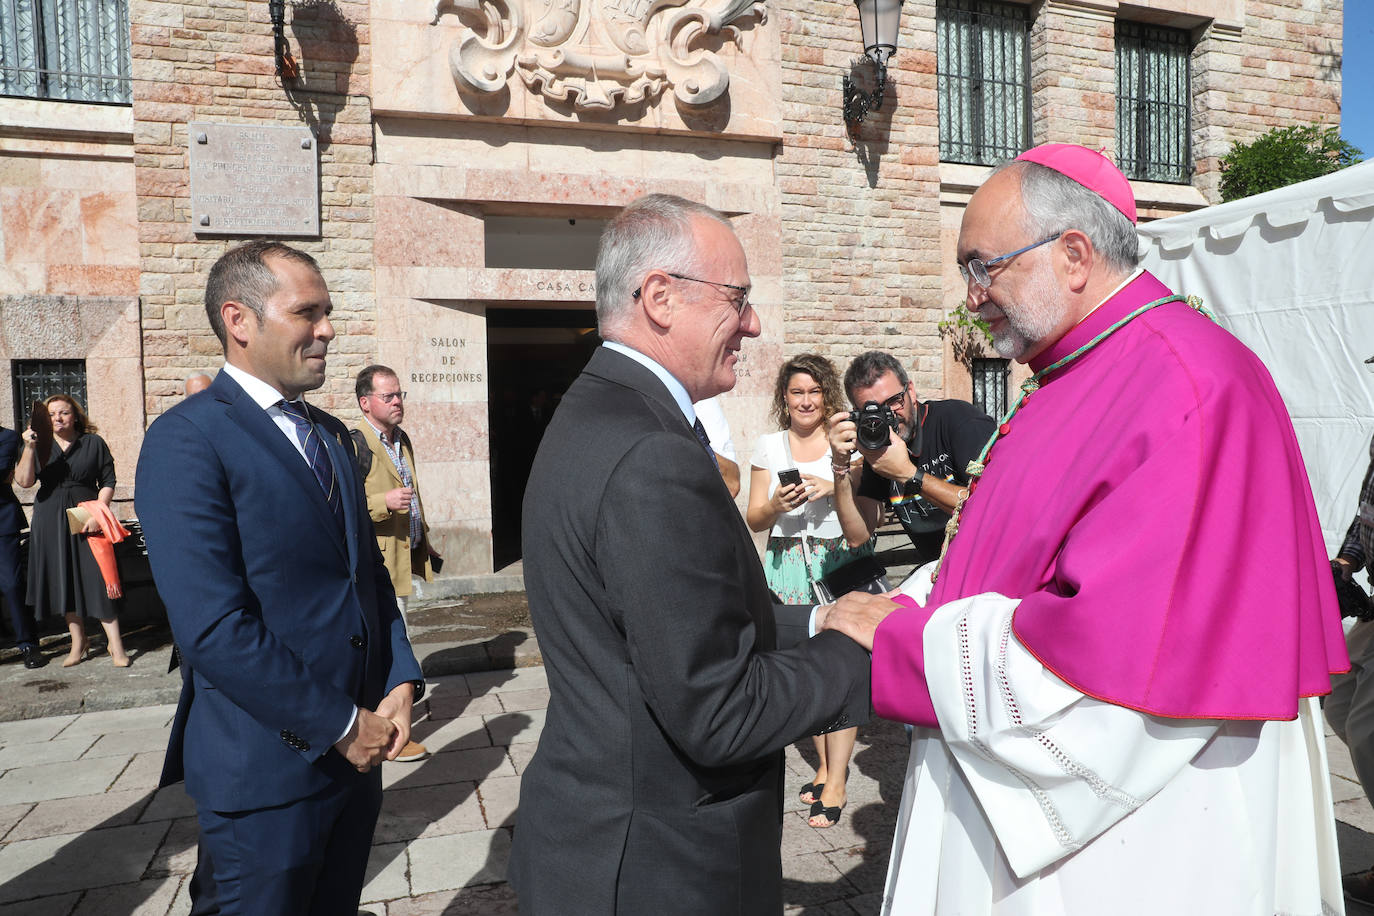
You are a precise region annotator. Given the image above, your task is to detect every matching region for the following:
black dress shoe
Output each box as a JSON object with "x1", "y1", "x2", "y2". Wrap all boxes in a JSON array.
[{"x1": 22, "y1": 646, "x2": 47, "y2": 669}]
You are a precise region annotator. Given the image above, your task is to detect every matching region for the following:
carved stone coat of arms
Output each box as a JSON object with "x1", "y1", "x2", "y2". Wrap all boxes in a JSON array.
[{"x1": 430, "y1": 0, "x2": 765, "y2": 111}]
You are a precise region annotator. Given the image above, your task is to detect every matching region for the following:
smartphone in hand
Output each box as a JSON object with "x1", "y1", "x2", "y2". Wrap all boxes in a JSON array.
[{"x1": 777, "y1": 468, "x2": 802, "y2": 488}]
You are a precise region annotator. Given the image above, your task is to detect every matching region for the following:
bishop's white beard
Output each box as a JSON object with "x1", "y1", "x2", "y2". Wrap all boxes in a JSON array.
[{"x1": 984, "y1": 258, "x2": 1062, "y2": 360}]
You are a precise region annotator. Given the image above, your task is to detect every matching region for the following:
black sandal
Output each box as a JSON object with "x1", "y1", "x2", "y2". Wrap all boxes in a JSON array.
[
  {"x1": 808, "y1": 799, "x2": 844, "y2": 828},
  {"x1": 798, "y1": 782, "x2": 824, "y2": 804}
]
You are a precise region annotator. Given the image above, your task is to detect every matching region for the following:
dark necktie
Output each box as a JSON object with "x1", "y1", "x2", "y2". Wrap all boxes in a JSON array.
[
  {"x1": 692, "y1": 418, "x2": 719, "y2": 470},
  {"x1": 278, "y1": 400, "x2": 344, "y2": 529}
]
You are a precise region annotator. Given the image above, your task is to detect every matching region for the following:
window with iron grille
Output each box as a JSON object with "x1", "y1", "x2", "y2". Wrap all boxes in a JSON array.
[
  {"x1": 12, "y1": 359, "x2": 86, "y2": 427},
  {"x1": 971, "y1": 357, "x2": 1009, "y2": 421},
  {"x1": 937, "y1": 0, "x2": 1031, "y2": 166},
  {"x1": 1116, "y1": 21, "x2": 1191, "y2": 183},
  {"x1": 0, "y1": 0, "x2": 130, "y2": 103}
]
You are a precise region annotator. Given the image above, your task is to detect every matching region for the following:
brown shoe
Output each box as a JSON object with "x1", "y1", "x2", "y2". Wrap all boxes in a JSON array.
[
  {"x1": 1344, "y1": 868, "x2": 1374, "y2": 906},
  {"x1": 395, "y1": 740, "x2": 429, "y2": 762}
]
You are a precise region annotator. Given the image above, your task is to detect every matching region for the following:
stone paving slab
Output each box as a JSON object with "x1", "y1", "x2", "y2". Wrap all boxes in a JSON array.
[
  {"x1": 4, "y1": 790, "x2": 148, "y2": 842},
  {"x1": 0, "y1": 757, "x2": 130, "y2": 805},
  {"x1": 0, "y1": 890, "x2": 82, "y2": 915},
  {"x1": 144, "y1": 816, "x2": 198, "y2": 882},
  {"x1": 373, "y1": 781, "x2": 487, "y2": 844},
  {"x1": 0, "y1": 623, "x2": 542, "y2": 724},
  {"x1": 57, "y1": 707, "x2": 176, "y2": 742},
  {"x1": 0, "y1": 737, "x2": 94, "y2": 770},
  {"x1": 82, "y1": 727, "x2": 174, "y2": 760},
  {"x1": 2, "y1": 645, "x2": 1373, "y2": 915},
  {"x1": 362, "y1": 841, "x2": 410, "y2": 905},
  {"x1": 407, "y1": 828, "x2": 512, "y2": 896},
  {"x1": 0, "y1": 719, "x2": 76, "y2": 746},
  {"x1": 0, "y1": 821, "x2": 168, "y2": 904},
  {"x1": 110, "y1": 751, "x2": 167, "y2": 794},
  {"x1": 380, "y1": 746, "x2": 514, "y2": 792},
  {"x1": 404, "y1": 715, "x2": 496, "y2": 757},
  {"x1": 485, "y1": 709, "x2": 543, "y2": 746},
  {"x1": 69, "y1": 877, "x2": 180, "y2": 916},
  {"x1": 138, "y1": 786, "x2": 196, "y2": 824}
]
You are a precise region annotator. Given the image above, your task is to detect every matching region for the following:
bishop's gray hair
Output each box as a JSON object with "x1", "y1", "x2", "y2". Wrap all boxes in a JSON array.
[
  {"x1": 594, "y1": 194, "x2": 732, "y2": 340},
  {"x1": 995, "y1": 160, "x2": 1140, "y2": 274}
]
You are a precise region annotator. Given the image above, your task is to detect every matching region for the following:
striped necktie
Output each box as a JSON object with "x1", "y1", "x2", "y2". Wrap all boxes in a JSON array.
[
  {"x1": 692, "y1": 418, "x2": 719, "y2": 470},
  {"x1": 277, "y1": 400, "x2": 344, "y2": 529}
]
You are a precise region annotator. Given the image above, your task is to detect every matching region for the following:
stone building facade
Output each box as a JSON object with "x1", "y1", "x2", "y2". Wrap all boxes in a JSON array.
[{"x1": 0, "y1": 0, "x2": 1343, "y2": 577}]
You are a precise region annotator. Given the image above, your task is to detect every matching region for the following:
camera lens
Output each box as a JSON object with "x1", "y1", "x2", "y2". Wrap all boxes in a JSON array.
[{"x1": 856, "y1": 403, "x2": 891, "y2": 450}]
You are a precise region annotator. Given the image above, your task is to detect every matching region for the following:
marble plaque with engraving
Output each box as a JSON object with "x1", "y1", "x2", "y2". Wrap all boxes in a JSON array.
[{"x1": 189, "y1": 122, "x2": 319, "y2": 236}]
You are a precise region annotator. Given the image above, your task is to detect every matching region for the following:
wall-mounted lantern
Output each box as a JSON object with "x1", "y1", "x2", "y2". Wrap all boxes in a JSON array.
[
  {"x1": 269, "y1": 0, "x2": 299, "y2": 79},
  {"x1": 843, "y1": 0, "x2": 903, "y2": 127}
]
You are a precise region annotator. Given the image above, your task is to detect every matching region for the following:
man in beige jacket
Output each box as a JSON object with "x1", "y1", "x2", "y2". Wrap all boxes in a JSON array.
[{"x1": 354, "y1": 364, "x2": 441, "y2": 763}]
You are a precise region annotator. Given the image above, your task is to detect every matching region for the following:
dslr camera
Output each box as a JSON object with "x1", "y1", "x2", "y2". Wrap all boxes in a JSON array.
[
  {"x1": 1333, "y1": 560, "x2": 1374, "y2": 621},
  {"x1": 854, "y1": 401, "x2": 899, "y2": 450}
]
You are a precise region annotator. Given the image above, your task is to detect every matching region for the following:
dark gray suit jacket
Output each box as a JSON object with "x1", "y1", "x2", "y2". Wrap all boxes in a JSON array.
[{"x1": 508, "y1": 347, "x2": 872, "y2": 915}]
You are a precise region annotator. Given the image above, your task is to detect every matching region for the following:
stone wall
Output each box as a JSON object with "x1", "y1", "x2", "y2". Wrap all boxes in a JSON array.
[
  {"x1": 0, "y1": 102, "x2": 142, "y2": 505},
  {"x1": 777, "y1": 0, "x2": 1342, "y2": 402},
  {"x1": 1198, "y1": 0, "x2": 1343, "y2": 200},
  {"x1": 0, "y1": 0, "x2": 1343, "y2": 571},
  {"x1": 776, "y1": 0, "x2": 945, "y2": 397},
  {"x1": 131, "y1": 0, "x2": 378, "y2": 420}
]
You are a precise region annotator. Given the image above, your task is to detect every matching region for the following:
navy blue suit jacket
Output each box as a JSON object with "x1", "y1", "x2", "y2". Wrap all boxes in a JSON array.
[
  {"x1": 136, "y1": 371, "x2": 423, "y2": 813},
  {"x1": 0, "y1": 427, "x2": 26, "y2": 536}
]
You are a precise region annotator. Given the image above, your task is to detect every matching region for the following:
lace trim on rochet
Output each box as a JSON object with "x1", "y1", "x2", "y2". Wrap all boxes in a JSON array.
[{"x1": 957, "y1": 609, "x2": 1142, "y2": 852}]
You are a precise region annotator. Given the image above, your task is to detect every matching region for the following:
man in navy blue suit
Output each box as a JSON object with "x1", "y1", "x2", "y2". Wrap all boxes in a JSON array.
[
  {"x1": 0, "y1": 424, "x2": 43, "y2": 668},
  {"x1": 136, "y1": 241, "x2": 424, "y2": 916}
]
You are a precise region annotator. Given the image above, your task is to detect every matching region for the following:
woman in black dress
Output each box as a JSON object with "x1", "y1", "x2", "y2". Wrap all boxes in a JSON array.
[{"x1": 15, "y1": 394, "x2": 128, "y2": 667}]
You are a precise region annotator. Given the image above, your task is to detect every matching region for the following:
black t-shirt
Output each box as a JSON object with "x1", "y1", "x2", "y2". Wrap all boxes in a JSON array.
[{"x1": 857, "y1": 399, "x2": 997, "y2": 564}]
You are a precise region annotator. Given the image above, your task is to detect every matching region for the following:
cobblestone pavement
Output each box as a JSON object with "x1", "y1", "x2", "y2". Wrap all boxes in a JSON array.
[{"x1": 2, "y1": 589, "x2": 1374, "y2": 913}]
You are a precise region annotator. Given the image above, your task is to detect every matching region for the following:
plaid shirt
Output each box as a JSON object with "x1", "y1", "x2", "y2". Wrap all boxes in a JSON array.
[{"x1": 1339, "y1": 434, "x2": 1374, "y2": 572}]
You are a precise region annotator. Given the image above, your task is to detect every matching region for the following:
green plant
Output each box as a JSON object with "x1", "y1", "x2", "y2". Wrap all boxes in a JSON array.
[
  {"x1": 938, "y1": 303, "x2": 994, "y2": 367},
  {"x1": 1218, "y1": 125, "x2": 1362, "y2": 203}
]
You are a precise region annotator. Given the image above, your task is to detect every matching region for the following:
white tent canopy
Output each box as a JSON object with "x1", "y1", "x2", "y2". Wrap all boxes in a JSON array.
[{"x1": 1138, "y1": 160, "x2": 1374, "y2": 552}]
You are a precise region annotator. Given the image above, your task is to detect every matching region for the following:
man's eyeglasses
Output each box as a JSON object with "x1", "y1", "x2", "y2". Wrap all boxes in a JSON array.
[
  {"x1": 877, "y1": 389, "x2": 906, "y2": 412},
  {"x1": 958, "y1": 232, "x2": 1063, "y2": 290},
  {"x1": 634, "y1": 271, "x2": 752, "y2": 316},
  {"x1": 372, "y1": 391, "x2": 407, "y2": 403}
]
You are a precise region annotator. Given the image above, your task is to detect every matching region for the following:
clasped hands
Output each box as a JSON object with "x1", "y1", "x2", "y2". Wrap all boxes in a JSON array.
[{"x1": 333, "y1": 681, "x2": 415, "y2": 773}]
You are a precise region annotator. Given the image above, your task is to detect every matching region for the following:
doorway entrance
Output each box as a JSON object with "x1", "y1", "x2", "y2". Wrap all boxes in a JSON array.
[{"x1": 487, "y1": 307, "x2": 600, "y2": 569}]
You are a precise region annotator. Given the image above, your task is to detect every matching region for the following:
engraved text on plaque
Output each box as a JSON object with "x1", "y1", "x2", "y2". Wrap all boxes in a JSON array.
[{"x1": 189, "y1": 122, "x2": 320, "y2": 237}]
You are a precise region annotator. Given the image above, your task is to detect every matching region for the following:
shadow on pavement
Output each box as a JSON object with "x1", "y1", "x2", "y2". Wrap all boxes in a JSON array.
[
  {"x1": 782, "y1": 718, "x2": 907, "y2": 913},
  {"x1": 0, "y1": 660, "x2": 532, "y2": 911}
]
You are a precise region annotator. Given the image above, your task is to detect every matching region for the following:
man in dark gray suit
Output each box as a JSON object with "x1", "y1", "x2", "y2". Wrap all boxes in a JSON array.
[{"x1": 509, "y1": 194, "x2": 894, "y2": 914}]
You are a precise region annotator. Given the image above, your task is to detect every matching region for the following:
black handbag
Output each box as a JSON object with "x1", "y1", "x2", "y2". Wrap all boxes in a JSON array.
[{"x1": 815, "y1": 554, "x2": 891, "y2": 603}]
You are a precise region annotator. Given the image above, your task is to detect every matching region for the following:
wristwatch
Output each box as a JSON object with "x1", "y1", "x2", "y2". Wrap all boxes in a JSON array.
[{"x1": 901, "y1": 470, "x2": 925, "y2": 498}]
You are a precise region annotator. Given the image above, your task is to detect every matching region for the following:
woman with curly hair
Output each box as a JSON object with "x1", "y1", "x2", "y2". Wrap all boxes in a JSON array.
[
  {"x1": 16, "y1": 394, "x2": 128, "y2": 667},
  {"x1": 746, "y1": 353, "x2": 871, "y2": 828}
]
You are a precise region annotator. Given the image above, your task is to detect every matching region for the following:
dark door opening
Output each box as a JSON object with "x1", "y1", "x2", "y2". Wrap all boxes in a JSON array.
[{"x1": 487, "y1": 308, "x2": 599, "y2": 570}]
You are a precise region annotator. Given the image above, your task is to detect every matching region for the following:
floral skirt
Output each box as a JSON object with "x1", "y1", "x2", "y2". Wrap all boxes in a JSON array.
[{"x1": 764, "y1": 534, "x2": 875, "y2": 604}]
